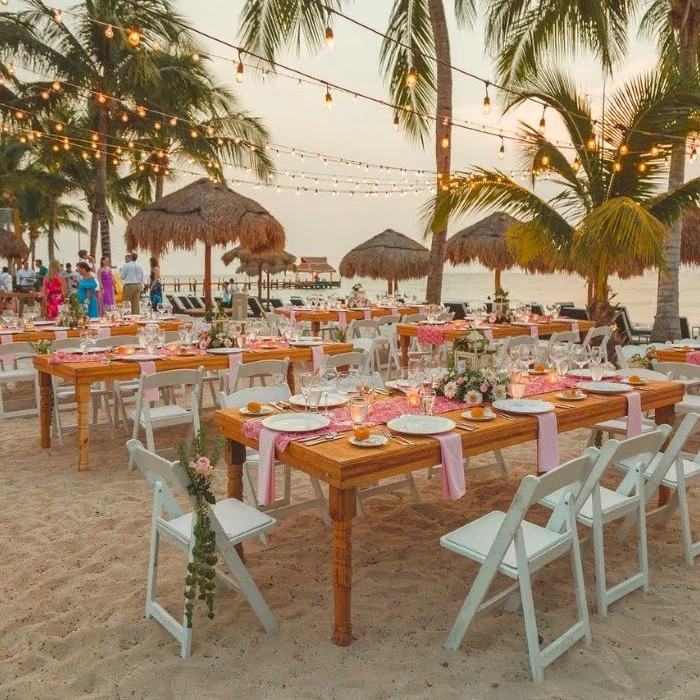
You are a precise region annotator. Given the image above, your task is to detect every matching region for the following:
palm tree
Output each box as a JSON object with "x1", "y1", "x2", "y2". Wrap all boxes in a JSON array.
[
  {"x1": 486, "y1": 0, "x2": 700, "y2": 339},
  {"x1": 428, "y1": 69, "x2": 700, "y2": 324},
  {"x1": 239, "y1": 0, "x2": 476, "y2": 303}
]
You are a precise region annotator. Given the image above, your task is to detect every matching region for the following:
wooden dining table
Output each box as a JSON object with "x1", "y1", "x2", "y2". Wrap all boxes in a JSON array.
[
  {"x1": 655, "y1": 347, "x2": 700, "y2": 363},
  {"x1": 275, "y1": 306, "x2": 423, "y2": 336},
  {"x1": 0, "y1": 319, "x2": 182, "y2": 343},
  {"x1": 34, "y1": 341, "x2": 352, "y2": 471},
  {"x1": 396, "y1": 319, "x2": 597, "y2": 367},
  {"x1": 214, "y1": 379, "x2": 683, "y2": 647}
]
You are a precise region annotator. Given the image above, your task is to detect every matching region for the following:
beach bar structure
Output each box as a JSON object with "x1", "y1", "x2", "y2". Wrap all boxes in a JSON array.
[{"x1": 293, "y1": 256, "x2": 340, "y2": 288}]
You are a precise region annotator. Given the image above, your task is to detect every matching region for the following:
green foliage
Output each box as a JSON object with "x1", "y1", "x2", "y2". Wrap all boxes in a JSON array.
[{"x1": 29, "y1": 339, "x2": 52, "y2": 354}]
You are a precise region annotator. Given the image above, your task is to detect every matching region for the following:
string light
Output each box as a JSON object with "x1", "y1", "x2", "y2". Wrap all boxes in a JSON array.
[
  {"x1": 406, "y1": 66, "x2": 418, "y2": 89},
  {"x1": 539, "y1": 105, "x2": 546, "y2": 135},
  {"x1": 638, "y1": 161, "x2": 647, "y2": 172},
  {"x1": 120, "y1": 111, "x2": 129, "y2": 123},
  {"x1": 127, "y1": 25, "x2": 141, "y2": 47},
  {"x1": 441, "y1": 135, "x2": 449, "y2": 148},
  {"x1": 572, "y1": 156, "x2": 581, "y2": 172},
  {"x1": 52, "y1": 80, "x2": 61, "y2": 91},
  {"x1": 691, "y1": 144, "x2": 698, "y2": 162},
  {"x1": 53, "y1": 9, "x2": 63, "y2": 23},
  {"x1": 169, "y1": 116, "x2": 177, "y2": 127},
  {"x1": 40, "y1": 89, "x2": 50, "y2": 99},
  {"x1": 325, "y1": 85, "x2": 333, "y2": 110},
  {"x1": 619, "y1": 143, "x2": 628, "y2": 156},
  {"x1": 192, "y1": 52, "x2": 200, "y2": 62},
  {"x1": 7, "y1": 63, "x2": 15, "y2": 76},
  {"x1": 236, "y1": 51, "x2": 244, "y2": 83},
  {"x1": 96, "y1": 92, "x2": 107, "y2": 104},
  {"x1": 586, "y1": 134, "x2": 596, "y2": 150},
  {"x1": 0, "y1": 0, "x2": 8, "y2": 6},
  {"x1": 613, "y1": 160, "x2": 622, "y2": 172},
  {"x1": 325, "y1": 16, "x2": 334, "y2": 50},
  {"x1": 104, "y1": 24, "x2": 114, "y2": 39},
  {"x1": 541, "y1": 154, "x2": 550, "y2": 167},
  {"x1": 498, "y1": 136, "x2": 505, "y2": 159},
  {"x1": 393, "y1": 115, "x2": 400, "y2": 132},
  {"x1": 483, "y1": 82, "x2": 491, "y2": 114},
  {"x1": 651, "y1": 144, "x2": 660, "y2": 157}
]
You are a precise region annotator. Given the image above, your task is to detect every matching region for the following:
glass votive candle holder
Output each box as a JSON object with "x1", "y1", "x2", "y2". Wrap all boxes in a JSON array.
[
  {"x1": 407, "y1": 385, "x2": 421, "y2": 406},
  {"x1": 548, "y1": 367, "x2": 558, "y2": 384}
]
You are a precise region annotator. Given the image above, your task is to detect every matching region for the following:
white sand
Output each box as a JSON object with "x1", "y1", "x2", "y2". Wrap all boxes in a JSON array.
[{"x1": 1, "y1": 390, "x2": 700, "y2": 699}]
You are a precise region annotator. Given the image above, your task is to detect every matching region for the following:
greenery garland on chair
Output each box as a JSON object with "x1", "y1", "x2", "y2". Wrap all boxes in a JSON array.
[{"x1": 178, "y1": 427, "x2": 224, "y2": 627}]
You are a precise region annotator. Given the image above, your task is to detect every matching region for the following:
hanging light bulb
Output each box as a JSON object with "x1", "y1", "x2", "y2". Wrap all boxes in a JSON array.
[
  {"x1": 325, "y1": 85, "x2": 333, "y2": 110},
  {"x1": 90, "y1": 132, "x2": 98, "y2": 142},
  {"x1": 441, "y1": 135, "x2": 449, "y2": 149},
  {"x1": 169, "y1": 116, "x2": 177, "y2": 127},
  {"x1": 7, "y1": 63, "x2": 15, "y2": 76},
  {"x1": 325, "y1": 23, "x2": 334, "y2": 50},
  {"x1": 190, "y1": 128, "x2": 198, "y2": 138},
  {"x1": 53, "y1": 9, "x2": 63, "y2": 23},
  {"x1": 691, "y1": 145, "x2": 698, "y2": 162},
  {"x1": 613, "y1": 160, "x2": 622, "y2": 172},
  {"x1": 120, "y1": 111, "x2": 129, "y2": 123},
  {"x1": 192, "y1": 52, "x2": 200, "y2": 62},
  {"x1": 406, "y1": 65, "x2": 418, "y2": 89},
  {"x1": 236, "y1": 52, "x2": 244, "y2": 83},
  {"x1": 135, "y1": 105, "x2": 146, "y2": 118},
  {"x1": 539, "y1": 105, "x2": 546, "y2": 135},
  {"x1": 104, "y1": 24, "x2": 114, "y2": 39},
  {"x1": 650, "y1": 144, "x2": 660, "y2": 157},
  {"x1": 14, "y1": 110, "x2": 24, "y2": 119},
  {"x1": 40, "y1": 89, "x2": 50, "y2": 100},
  {"x1": 127, "y1": 140, "x2": 135, "y2": 149},
  {"x1": 619, "y1": 143, "x2": 628, "y2": 156},
  {"x1": 483, "y1": 82, "x2": 491, "y2": 115},
  {"x1": 127, "y1": 25, "x2": 141, "y2": 47},
  {"x1": 541, "y1": 154, "x2": 550, "y2": 167},
  {"x1": 586, "y1": 134, "x2": 596, "y2": 151},
  {"x1": 393, "y1": 115, "x2": 400, "y2": 133},
  {"x1": 638, "y1": 161, "x2": 647, "y2": 173},
  {"x1": 55, "y1": 122, "x2": 63, "y2": 132},
  {"x1": 52, "y1": 80, "x2": 61, "y2": 91},
  {"x1": 572, "y1": 156, "x2": 581, "y2": 172},
  {"x1": 154, "y1": 121, "x2": 162, "y2": 131},
  {"x1": 498, "y1": 136, "x2": 505, "y2": 159},
  {"x1": 0, "y1": 0, "x2": 9, "y2": 6},
  {"x1": 96, "y1": 92, "x2": 107, "y2": 104}
]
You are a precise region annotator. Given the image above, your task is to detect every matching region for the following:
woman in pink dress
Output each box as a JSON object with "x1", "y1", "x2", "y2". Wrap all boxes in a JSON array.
[
  {"x1": 43, "y1": 259, "x2": 66, "y2": 320},
  {"x1": 98, "y1": 256, "x2": 115, "y2": 309}
]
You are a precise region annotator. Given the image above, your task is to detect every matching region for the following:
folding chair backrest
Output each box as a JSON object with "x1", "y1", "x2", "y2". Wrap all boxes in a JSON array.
[
  {"x1": 229, "y1": 358, "x2": 290, "y2": 392},
  {"x1": 402, "y1": 313, "x2": 427, "y2": 323},
  {"x1": 653, "y1": 361, "x2": 700, "y2": 381},
  {"x1": 0, "y1": 341, "x2": 35, "y2": 369},
  {"x1": 51, "y1": 337, "x2": 81, "y2": 351},
  {"x1": 218, "y1": 384, "x2": 292, "y2": 409},
  {"x1": 323, "y1": 350, "x2": 369, "y2": 373},
  {"x1": 583, "y1": 325, "x2": 613, "y2": 347},
  {"x1": 140, "y1": 366, "x2": 205, "y2": 393},
  {"x1": 264, "y1": 312, "x2": 280, "y2": 332},
  {"x1": 504, "y1": 336, "x2": 539, "y2": 353},
  {"x1": 376, "y1": 314, "x2": 400, "y2": 326},
  {"x1": 548, "y1": 331, "x2": 578, "y2": 348},
  {"x1": 349, "y1": 320, "x2": 379, "y2": 339}
]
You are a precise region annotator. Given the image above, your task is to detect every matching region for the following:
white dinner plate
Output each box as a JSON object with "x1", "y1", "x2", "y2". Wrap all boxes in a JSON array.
[
  {"x1": 387, "y1": 414, "x2": 456, "y2": 435},
  {"x1": 577, "y1": 381, "x2": 633, "y2": 394},
  {"x1": 207, "y1": 347, "x2": 244, "y2": 354},
  {"x1": 288, "y1": 392, "x2": 347, "y2": 408},
  {"x1": 240, "y1": 405, "x2": 274, "y2": 416},
  {"x1": 261, "y1": 413, "x2": 331, "y2": 432},
  {"x1": 385, "y1": 380, "x2": 410, "y2": 393},
  {"x1": 672, "y1": 342, "x2": 700, "y2": 349},
  {"x1": 493, "y1": 399, "x2": 555, "y2": 414},
  {"x1": 290, "y1": 340, "x2": 323, "y2": 347},
  {"x1": 555, "y1": 391, "x2": 587, "y2": 401},
  {"x1": 567, "y1": 369, "x2": 618, "y2": 379},
  {"x1": 349, "y1": 434, "x2": 389, "y2": 448},
  {"x1": 461, "y1": 408, "x2": 496, "y2": 421},
  {"x1": 116, "y1": 353, "x2": 162, "y2": 361},
  {"x1": 33, "y1": 320, "x2": 54, "y2": 326},
  {"x1": 44, "y1": 326, "x2": 70, "y2": 331}
]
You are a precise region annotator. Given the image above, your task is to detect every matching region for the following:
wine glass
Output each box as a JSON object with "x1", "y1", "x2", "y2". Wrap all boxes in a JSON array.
[
  {"x1": 79, "y1": 328, "x2": 90, "y2": 355},
  {"x1": 571, "y1": 345, "x2": 589, "y2": 374},
  {"x1": 300, "y1": 372, "x2": 314, "y2": 411},
  {"x1": 420, "y1": 388, "x2": 437, "y2": 415},
  {"x1": 319, "y1": 367, "x2": 338, "y2": 412},
  {"x1": 87, "y1": 327, "x2": 100, "y2": 352}
]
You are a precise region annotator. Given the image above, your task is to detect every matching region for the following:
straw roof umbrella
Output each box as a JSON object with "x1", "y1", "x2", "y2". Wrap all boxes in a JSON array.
[
  {"x1": 0, "y1": 227, "x2": 28, "y2": 265},
  {"x1": 338, "y1": 228, "x2": 430, "y2": 294},
  {"x1": 222, "y1": 246, "x2": 296, "y2": 306},
  {"x1": 125, "y1": 178, "x2": 284, "y2": 309}
]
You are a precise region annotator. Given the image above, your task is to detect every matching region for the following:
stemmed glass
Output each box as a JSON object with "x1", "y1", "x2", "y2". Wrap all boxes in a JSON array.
[
  {"x1": 571, "y1": 345, "x2": 589, "y2": 375},
  {"x1": 319, "y1": 367, "x2": 338, "y2": 412},
  {"x1": 87, "y1": 327, "x2": 100, "y2": 352},
  {"x1": 300, "y1": 372, "x2": 314, "y2": 411}
]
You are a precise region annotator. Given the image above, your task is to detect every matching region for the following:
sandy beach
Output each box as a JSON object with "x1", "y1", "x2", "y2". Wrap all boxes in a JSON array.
[{"x1": 1, "y1": 387, "x2": 700, "y2": 700}]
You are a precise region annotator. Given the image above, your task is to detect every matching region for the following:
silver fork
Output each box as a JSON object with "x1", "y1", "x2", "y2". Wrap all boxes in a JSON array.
[
  {"x1": 379, "y1": 428, "x2": 413, "y2": 446},
  {"x1": 495, "y1": 411, "x2": 517, "y2": 421}
]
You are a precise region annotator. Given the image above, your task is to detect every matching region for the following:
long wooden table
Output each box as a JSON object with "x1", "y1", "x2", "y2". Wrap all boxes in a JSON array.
[
  {"x1": 397, "y1": 319, "x2": 596, "y2": 367},
  {"x1": 276, "y1": 306, "x2": 423, "y2": 336},
  {"x1": 655, "y1": 347, "x2": 700, "y2": 363},
  {"x1": 34, "y1": 341, "x2": 352, "y2": 471},
  {"x1": 214, "y1": 379, "x2": 683, "y2": 646},
  {"x1": 1, "y1": 320, "x2": 182, "y2": 343}
]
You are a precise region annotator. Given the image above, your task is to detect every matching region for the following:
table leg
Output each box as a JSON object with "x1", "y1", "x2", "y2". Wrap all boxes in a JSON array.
[
  {"x1": 399, "y1": 333, "x2": 410, "y2": 369},
  {"x1": 655, "y1": 404, "x2": 675, "y2": 506},
  {"x1": 225, "y1": 439, "x2": 247, "y2": 558},
  {"x1": 286, "y1": 362, "x2": 296, "y2": 394},
  {"x1": 329, "y1": 485, "x2": 356, "y2": 646},
  {"x1": 39, "y1": 370, "x2": 52, "y2": 449},
  {"x1": 312, "y1": 320, "x2": 321, "y2": 336},
  {"x1": 76, "y1": 381, "x2": 91, "y2": 471}
]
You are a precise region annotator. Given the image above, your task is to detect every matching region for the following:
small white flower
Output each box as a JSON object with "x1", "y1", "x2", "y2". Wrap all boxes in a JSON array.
[
  {"x1": 466, "y1": 389, "x2": 483, "y2": 405},
  {"x1": 442, "y1": 381, "x2": 458, "y2": 399},
  {"x1": 493, "y1": 385, "x2": 507, "y2": 401}
]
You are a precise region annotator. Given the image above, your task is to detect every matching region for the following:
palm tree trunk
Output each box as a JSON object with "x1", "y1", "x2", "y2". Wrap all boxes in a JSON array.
[
  {"x1": 96, "y1": 107, "x2": 111, "y2": 259},
  {"x1": 425, "y1": 0, "x2": 452, "y2": 304},
  {"x1": 88, "y1": 196, "x2": 98, "y2": 257},
  {"x1": 204, "y1": 243, "x2": 212, "y2": 310},
  {"x1": 652, "y1": 1, "x2": 699, "y2": 341},
  {"x1": 47, "y1": 193, "x2": 57, "y2": 264},
  {"x1": 155, "y1": 171, "x2": 164, "y2": 201}
]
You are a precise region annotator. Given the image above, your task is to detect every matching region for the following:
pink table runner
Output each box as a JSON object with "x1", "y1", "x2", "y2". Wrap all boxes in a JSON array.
[
  {"x1": 417, "y1": 324, "x2": 450, "y2": 345},
  {"x1": 0, "y1": 334, "x2": 12, "y2": 344},
  {"x1": 139, "y1": 361, "x2": 159, "y2": 401},
  {"x1": 363, "y1": 309, "x2": 371, "y2": 320},
  {"x1": 338, "y1": 311, "x2": 347, "y2": 328},
  {"x1": 687, "y1": 351, "x2": 700, "y2": 366},
  {"x1": 433, "y1": 432, "x2": 466, "y2": 500},
  {"x1": 625, "y1": 392, "x2": 643, "y2": 437},
  {"x1": 55, "y1": 330, "x2": 68, "y2": 340}
]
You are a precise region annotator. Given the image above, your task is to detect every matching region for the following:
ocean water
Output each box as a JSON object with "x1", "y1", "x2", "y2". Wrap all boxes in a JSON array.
[{"x1": 163, "y1": 268, "x2": 700, "y2": 327}]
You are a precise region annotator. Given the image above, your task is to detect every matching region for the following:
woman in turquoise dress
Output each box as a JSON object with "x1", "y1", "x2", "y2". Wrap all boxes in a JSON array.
[{"x1": 76, "y1": 261, "x2": 99, "y2": 318}]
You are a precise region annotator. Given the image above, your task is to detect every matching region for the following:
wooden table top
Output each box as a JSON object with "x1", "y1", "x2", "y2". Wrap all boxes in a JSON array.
[
  {"x1": 655, "y1": 348, "x2": 700, "y2": 363},
  {"x1": 33, "y1": 341, "x2": 354, "y2": 383},
  {"x1": 1, "y1": 320, "x2": 182, "y2": 343},
  {"x1": 214, "y1": 380, "x2": 684, "y2": 490},
  {"x1": 397, "y1": 319, "x2": 596, "y2": 341},
  {"x1": 275, "y1": 306, "x2": 422, "y2": 322}
]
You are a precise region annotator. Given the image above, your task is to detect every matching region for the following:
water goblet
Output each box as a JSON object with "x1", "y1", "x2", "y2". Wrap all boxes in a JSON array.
[
  {"x1": 300, "y1": 372, "x2": 314, "y2": 411},
  {"x1": 349, "y1": 396, "x2": 368, "y2": 427},
  {"x1": 420, "y1": 388, "x2": 437, "y2": 415},
  {"x1": 79, "y1": 329, "x2": 90, "y2": 355},
  {"x1": 571, "y1": 345, "x2": 589, "y2": 374}
]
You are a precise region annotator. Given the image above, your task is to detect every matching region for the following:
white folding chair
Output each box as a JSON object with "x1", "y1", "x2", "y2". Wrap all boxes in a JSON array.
[
  {"x1": 228, "y1": 358, "x2": 289, "y2": 394},
  {"x1": 582, "y1": 325, "x2": 613, "y2": 360},
  {"x1": 322, "y1": 350, "x2": 370, "y2": 374},
  {"x1": 499, "y1": 335, "x2": 539, "y2": 363},
  {"x1": 127, "y1": 367, "x2": 204, "y2": 469},
  {"x1": 652, "y1": 361, "x2": 700, "y2": 396},
  {"x1": 0, "y1": 341, "x2": 40, "y2": 418},
  {"x1": 541, "y1": 426, "x2": 671, "y2": 615},
  {"x1": 348, "y1": 319, "x2": 380, "y2": 340},
  {"x1": 378, "y1": 323, "x2": 403, "y2": 381},
  {"x1": 217, "y1": 385, "x2": 330, "y2": 528},
  {"x1": 441, "y1": 451, "x2": 596, "y2": 683},
  {"x1": 615, "y1": 344, "x2": 649, "y2": 369},
  {"x1": 126, "y1": 439, "x2": 278, "y2": 658},
  {"x1": 615, "y1": 412, "x2": 700, "y2": 566},
  {"x1": 401, "y1": 313, "x2": 427, "y2": 323},
  {"x1": 376, "y1": 314, "x2": 401, "y2": 326},
  {"x1": 586, "y1": 368, "x2": 668, "y2": 445}
]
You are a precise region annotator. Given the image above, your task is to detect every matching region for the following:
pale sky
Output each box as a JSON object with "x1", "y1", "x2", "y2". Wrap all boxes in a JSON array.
[{"x1": 35, "y1": 1, "x2": 659, "y2": 275}]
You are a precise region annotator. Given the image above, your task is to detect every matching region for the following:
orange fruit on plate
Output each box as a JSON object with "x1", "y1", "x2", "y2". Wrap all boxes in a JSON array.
[
  {"x1": 246, "y1": 401, "x2": 262, "y2": 413},
  {"x1": 563, "y1": 389, "x2": 579, "y2": 399},
  {"x1": 353, "y1": 426, "x2": 370, "y2": 441},
  {"x1": 628, "y1": 374, "x2": 641, "y2": 384},
  {"x1": 470, "y1": 406, "x2": 485, "y2": 418},
  {"x1": 533, "y1": 363, "x2": 545, "y2": 373},
  {"x1": 683, "y1": 345, "x2": 691, "y2": 352}
]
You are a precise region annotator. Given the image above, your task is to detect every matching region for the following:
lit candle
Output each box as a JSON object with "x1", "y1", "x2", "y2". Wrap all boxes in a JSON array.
[{"x1": 407, "y1": 385, "x2": 420, "y2": 406}]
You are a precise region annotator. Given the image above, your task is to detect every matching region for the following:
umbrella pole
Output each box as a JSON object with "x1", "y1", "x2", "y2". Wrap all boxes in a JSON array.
[
  {"x1": 204, "y1": 243, "x2": 212, "y2": 310},
  {"x1": 387, "y1": 278, "x2": 392, "y2": 295},
  {"x1": 258, "y1": 261, "x2": 263, "y2": 305},
  {"x1": 494, "y1": 268, "x2": 502, "y2": 294},
  {"x1": 266, "y1": 270, "x2": 271, "y2": 311}
]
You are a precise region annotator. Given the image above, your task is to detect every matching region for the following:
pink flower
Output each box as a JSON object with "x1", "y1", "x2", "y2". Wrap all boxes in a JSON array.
[
  {"x1": 456, "y1": 378, "x2": 464, "y2": 385},
  {"x1": 480, "y1": 383, "x2": 489, "y2": 393},
  {"x1": 195, "y1": 456, "x2": 214, "y2": 477}
]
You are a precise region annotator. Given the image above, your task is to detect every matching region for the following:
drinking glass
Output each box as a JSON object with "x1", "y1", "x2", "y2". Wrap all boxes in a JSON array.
[
  {"x1": 300, "y1": 372, "x2": 314, "y2": 411},
  {"x1": 320, "y1": 368, "x2": 338, "y2": 411},
  {"x1": 571, "y1": 345, "x2": 589, "y2": 373},
  {"x1": 136, "y1": 328, "x2": 146, "y2": 349},
  {"x1": 349, "y1": 396, "x2": 368, "y2": 427},
  {"x1": 79, "y1": 329, "x2": 89, "y2": 355},
  {"x1": 407, "y1": 358, "x2": 422, "y2": 384},
  {"x1": 420, "y1": 388, "x2": 436, "y2": 415},
  {"x1": 590, "y1": 363, "x2": 605, "y2": 381},
  {"x1": 555, "y1": 356, "x2": 570, "y2": 380},
  {"x1": 87, "y1": 327, "x2": 100, "y2": 352},
  {"x1": 307, "y1": 386, "x2": 323, "y2": 413}
]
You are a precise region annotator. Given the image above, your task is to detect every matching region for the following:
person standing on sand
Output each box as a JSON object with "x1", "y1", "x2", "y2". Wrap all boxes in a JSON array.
[
  {"x1": 43, "y1": 259, "x2": 67, "y2": 320},
  {"x1": 98, "y1": 256, "x2": 115, "y2": 308},
  {"x1": 120, "y1": 252, "x2": 144, "y2": 314},
  {"x1": 76, "y1": 261, "x2": 99, "y2": 318},
  {"x1": 149, "y1": 257, "x2": 162, "y2": 311}
]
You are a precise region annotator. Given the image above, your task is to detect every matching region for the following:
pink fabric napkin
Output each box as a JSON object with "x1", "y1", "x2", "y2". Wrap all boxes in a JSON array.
[
  {"x1": 529, "y1": 325, "x2": 539, "y2": 339},
  {"x1": 338, "y1": 311, "x2": 347, "y2": 328},
  {"x1": 391, "y1": 307, "x2": 398, "y2": 316},
  {"x1": 97, "y1": 327, "x2": 111, "y2": 338},
  {"x1": 482, "y1": 328, "x2": 494, "y2": 341},
  {"x1": 626, "y1": 392, "x2": 643, "y2": 438},
  {"x1": 228, "y1": 352, "x2": 242, "y2": 387},
  {"x1": 687, "y1": 351, "x2": 700, "y2": 366},
  {"x1": 257, "y1": 426, "x2": 278, "y2": 506},
  {"x1": 289, "y1": 309, "x2": 297, "y2": 322},
  {"x1": 570, "y1": 321, "x2": 580, "y2": 341},
  {"x1": 54, "y1": 330, "x2": 67, "y2": 340},
  {"x1": 432, "y1": 432, "x2": 465, "y2": 500},
  {"x1": 363, "y1": 309, "x2": 371, "y2": 320},
  {"x1": 139, "y1": 361, "x2": 159, "y2": 402},
  {"x1": 537, "y1": 412, "x2": 560, "y2": 473},
  {"x1": 1, "y1": 334, "x2": 13, "y2": 344},
  {"x1": 311, "y1": 344, "x2": 324, "y2": 372}
]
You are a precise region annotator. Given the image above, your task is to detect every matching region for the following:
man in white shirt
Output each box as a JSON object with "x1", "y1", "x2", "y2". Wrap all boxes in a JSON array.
[
  {"x1": 0, "y1": 266, "x2": 14, "y2": 312},
  {"x1": 60, "y1": 262, "x2": 80, "y2": 293},
  {"x1": 16, "y1": 260, "x2": 36, "y2": 290},
  {"x1": 120, "y1": 252, "x2": 145, "y2": 314}
]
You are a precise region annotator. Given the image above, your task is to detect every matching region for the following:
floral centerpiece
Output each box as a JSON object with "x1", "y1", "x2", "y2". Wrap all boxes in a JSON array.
[
  {"x1": 436, "y1": 346, "x2": 509, "y2": 404},
  {"x1": 56, "y1": 292, "x2": 87, "y2": 328},
  {"x1": 628, "y1": 346, "x2": 657, "y2": 370},
  {"x1": 198, "y1": 318, "x2": 241, "y2": 350},
  {"x1": 178, "y1": 427, "x2": 223, "y2": 627},
  {"x1": 453, "y1": 331, "x2": 496, "y2": 371},
  {"x1": 487, "y1": 287, "x2": 514, "y2": 324},
  {"x1": 347, "y1": 283, "x2": 370, "y2": 308}
]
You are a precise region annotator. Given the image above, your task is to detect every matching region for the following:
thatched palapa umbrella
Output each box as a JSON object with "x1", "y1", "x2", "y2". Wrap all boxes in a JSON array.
[
  {"x1": 222, "y1": 246, "x2": 296, "y2": 307},
  {"x1": 0, "y1": 227, "x2": 28, "y2": 265},
  {"x1": 125, "y1": 178, "x2": 284, "y2": 309},
  {"x1": 339, "y1": 228, "x2": 430, "y2": 294}
]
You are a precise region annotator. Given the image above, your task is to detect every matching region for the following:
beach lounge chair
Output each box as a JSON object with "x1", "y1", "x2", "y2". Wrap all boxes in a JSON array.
[
  {"x1": 248, "y1": 297, "x2": 265, "y2": 317},
  {"x1": 541, "y1": 427, "x2": 670, "y2": 615},
  {"x1": 441, "y1": 451, "x2": 596, "y2": 683},
  {"x1": 290, "y1": 296, "x2": 305, "y2": 306},
  {"x1": 616, "y1": 307, "x2": 652, "y2": 345},
  {"x1": 127, "y1": 439, "x2": 277, "y2": 658},
  {"x1": 218, "y1": 385, "x2": 330, "y2": 528},
  {"x1": 444, "y1": 302, "x2": 467, "y2": 320},
  {"x1": 615, "y1": 412, "x2": 700, "y2": 566}
]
